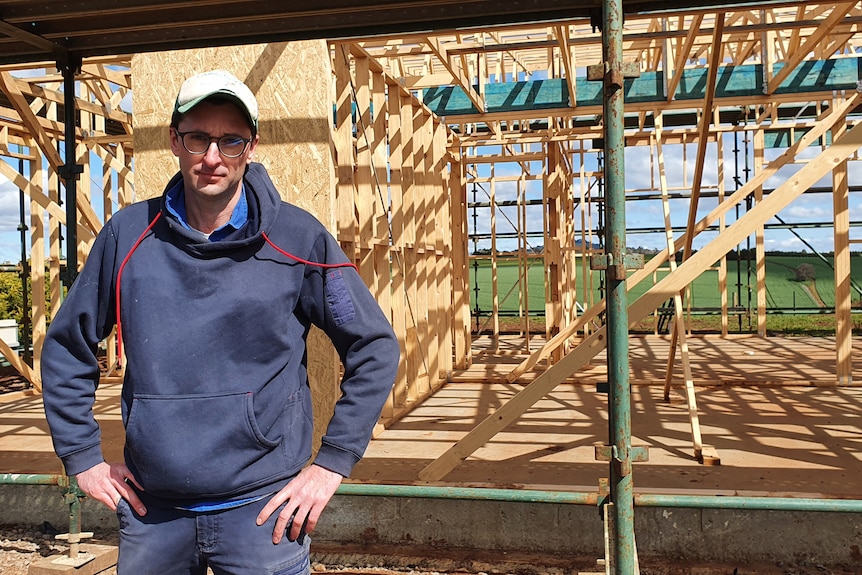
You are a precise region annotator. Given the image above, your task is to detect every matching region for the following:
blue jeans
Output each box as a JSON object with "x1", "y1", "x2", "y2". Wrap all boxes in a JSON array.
[{"x1": 115, "y1": 495, "x2": 310, "y2": 575}]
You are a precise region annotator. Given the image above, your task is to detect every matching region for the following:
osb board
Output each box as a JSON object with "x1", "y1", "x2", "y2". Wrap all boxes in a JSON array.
[
  {"x1": 130, "y1": 42, "x2": 339, "y2": 451},
  {"x1": 131, "y1": 41, "x2": 334, "y2": 223}
]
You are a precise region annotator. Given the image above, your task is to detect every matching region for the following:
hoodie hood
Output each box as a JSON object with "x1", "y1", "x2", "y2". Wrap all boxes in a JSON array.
[{"x1": 159, "y1": 162, "x2": 281, "y2": 255}]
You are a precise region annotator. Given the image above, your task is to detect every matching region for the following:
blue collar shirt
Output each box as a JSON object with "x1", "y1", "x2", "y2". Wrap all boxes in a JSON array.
[{"x1": 165, "y1": 181, "x2": 248, "y2": 242}]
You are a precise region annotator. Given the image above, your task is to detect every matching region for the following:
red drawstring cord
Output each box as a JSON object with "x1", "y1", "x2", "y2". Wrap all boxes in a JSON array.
[
  {"x1": 261, "y1": 232, "x2": 358, "y2": 271},
  {"x1": 114, "y1": 213, "x2": 358, "y2": 362},
  {"x1": 115, "y1": 211, "x2": 162, "y2": 362}
]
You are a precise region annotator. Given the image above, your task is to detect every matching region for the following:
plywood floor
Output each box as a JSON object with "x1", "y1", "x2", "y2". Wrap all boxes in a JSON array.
[
  {"x1": 351, "y1": 335, "x2": 862, "y2": 498},
  {"x1": 1, "y1": 335, "x2": 860, "y2": 499}
]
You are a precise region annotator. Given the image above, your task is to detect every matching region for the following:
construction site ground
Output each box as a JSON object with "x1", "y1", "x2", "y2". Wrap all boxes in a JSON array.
[{"x1": 0, "y1": 334, "x2": 860, "y2": 574}]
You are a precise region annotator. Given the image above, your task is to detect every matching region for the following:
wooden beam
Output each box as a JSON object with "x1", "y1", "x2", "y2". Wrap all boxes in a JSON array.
[
  {"x1": 86, "y1": 141, "x2": 134, "y2": 189},
  {"x1": 833, "y1": 120, "x2": 853, "y2": 386},
  {"x1": 81, "y1": 63, "x2": 132, "y2": 89},
  {"x1": 666, "y1": 15, "x2": 701, "y2": 102},
  {"x1": 0, "y1": 19, "x2": 58, "y2": 53},
  {"x1": 24, "y1": 76, "x2": 133, "y2": 126},
  {"x1": 554, "y1": 25, "x2": 576, "y2": 107},
  {"x1": 0, "y1": 71, "x2": 64, "y2": 171},
  {"x1": 656, "y1": 114, "x2": 709, "y2": 462},
  {"x1": 425, "y1": 36, "x2": 485, "y2": 113},
  {"x1": 683, "y1": 13, "x2": 724, "y2": 258},
  {"x1": 0, "y1": 159, "x2": 65, "y2": 223},
  {"x1": 29, "y1": 155, "x2": 46, "y2": 392}
]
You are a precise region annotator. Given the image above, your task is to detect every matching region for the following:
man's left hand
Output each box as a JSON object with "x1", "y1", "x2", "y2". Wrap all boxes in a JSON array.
[{"x1": 256, "y1": 464, "x2": 343, "y2": 544}]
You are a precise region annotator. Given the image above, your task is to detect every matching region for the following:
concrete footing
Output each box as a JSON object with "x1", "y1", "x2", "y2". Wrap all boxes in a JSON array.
[{"x1": 5, "y1": 485, "x2": 861, "y2": 573}]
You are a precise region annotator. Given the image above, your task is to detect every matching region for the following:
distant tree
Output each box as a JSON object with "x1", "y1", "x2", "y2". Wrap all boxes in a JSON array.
[
  {"x1": 792, "y1": 263, "x2": 816, "y2": 282},
  {"x1": 0, "y1": 272, "x2": 23, "y2": 321}
]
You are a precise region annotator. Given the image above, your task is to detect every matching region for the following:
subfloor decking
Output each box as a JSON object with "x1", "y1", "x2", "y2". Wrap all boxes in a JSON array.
[
  {"x1": 0, "y1": 335, "x2": 860, "y2": 500},
  {"x1": 351, "y1": 335, "x2": 862, "y2": 499}
]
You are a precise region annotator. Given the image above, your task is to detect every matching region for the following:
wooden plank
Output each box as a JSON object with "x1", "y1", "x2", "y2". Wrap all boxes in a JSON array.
[
  {"x1": 833, "y1": 121, "x2": 853, "y2": 386},
  {"x1": 555, "y1": 24, "x2": 576, "y2": 107},
  {"x1": 370, "y1": 66, "x2": 389, "y2": 310},
  {"x1": 20, "y1": 77, "x2": 133, "y2": 126},
  {"x1": 86, "y1": 141, "x2": 135, "y2": 189},
  {"x1": 333, "y1": 43, "x2": 357, "y2": 256},
  {"x1": 716, "y1": 133, "x2": 729, "y2": 336},
  {"x1": 547, "y1": 141, "x2": 566, "y2": 350},
  {"x1": 666, "y1": 14, "x2": 703, "y2": 102},
  {"x1": 488, "y1": 166, "x2": 501, "y2": 344},
  {"x1": 0, "y1": 159, "x2": 65, "y2": 223},
  {"x1": 354, "y1": 53, "x2": 375, "y2": 286},
  {"x1": 682, "y1": 14, "x2": 724, "y2": 259},
  {"x1": 450, "y1": 144, "x2": 471, "y2": 370},
  {"x1": 518, "y1": 170, "x2": 530, "y2": 346},
  {"x1": 27, "y1": 158, "x2": 46, "y2": 391},
  {"x1": 386, "y1": 85, "x2": 409, "y2": 412},
  {"x1": 655, "y1": 114, "x2": 706, "y2": 461},
  {"x1": 47, "y1": 99, "x2": 63, "y2": 323},
  {"x1": 419, "y1": 117, "x2": 862, "y2": 481},
  {"x1": 414, "y1": 109, "x2": 431, "y2": 393},
  {"x1": 432, "y1": 119, "x2": 451, "y2": 379},
  {"x1": 754, "y1": 129, "x2": 767, "y2": 337},
  {"x1": 402, "y1": 98, "x2": 422, "y2": 404}
]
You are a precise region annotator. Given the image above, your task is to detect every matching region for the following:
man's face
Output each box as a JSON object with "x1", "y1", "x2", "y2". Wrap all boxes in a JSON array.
[{"x1": 170, "y1": 100, "x2": 259, "y2": 201}]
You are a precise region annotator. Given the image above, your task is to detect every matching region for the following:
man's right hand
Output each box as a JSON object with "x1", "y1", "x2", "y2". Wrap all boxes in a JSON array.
[{"x1": 76, "y1": 462, "x2": 147, "y2": 516}]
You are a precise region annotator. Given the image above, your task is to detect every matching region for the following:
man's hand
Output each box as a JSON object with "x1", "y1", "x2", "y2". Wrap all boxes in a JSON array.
[
  {"x1": 256, "y1": 464, "x2": 343, "y2": 544},
  {"x1": 76, "y1": 462, "x2": 147, "y2": 516}
]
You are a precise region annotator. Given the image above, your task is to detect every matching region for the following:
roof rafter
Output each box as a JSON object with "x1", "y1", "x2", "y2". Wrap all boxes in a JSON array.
[
  {"x1": 424, "y1": 36, "x2": 486, "y2": 112},
  {"x1": 766, "y1": 2, "x2": 857, "y2": 94}
]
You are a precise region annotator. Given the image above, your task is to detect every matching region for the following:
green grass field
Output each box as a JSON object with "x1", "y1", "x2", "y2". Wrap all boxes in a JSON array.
[{"x1": 468, "y1": 254, "x2": 862, "y2": 317}]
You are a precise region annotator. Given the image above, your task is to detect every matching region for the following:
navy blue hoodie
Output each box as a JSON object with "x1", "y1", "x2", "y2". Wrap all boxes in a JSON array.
[{"x1": 41, "y1": 162, "x2": 399, "y2": 506}]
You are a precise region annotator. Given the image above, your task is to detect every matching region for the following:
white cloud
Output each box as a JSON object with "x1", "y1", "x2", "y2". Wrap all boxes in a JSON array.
[
  {"x1": 0, "y1": 175, "x2": 24, "y2": 264},
  {"x1": 0, "y1": 176, "x2": 20, "y2": 225},
  {"x1": 782, "y1": 202, "x2": 831, "y2": 220}
]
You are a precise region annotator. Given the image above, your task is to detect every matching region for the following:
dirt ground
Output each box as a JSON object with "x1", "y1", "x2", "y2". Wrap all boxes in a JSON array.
[{"x1": 0, "y1": 521, "x2": 858, "y2": 575}]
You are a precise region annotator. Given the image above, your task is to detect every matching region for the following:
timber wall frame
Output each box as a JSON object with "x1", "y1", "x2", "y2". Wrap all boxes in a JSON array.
[
  {"x1": 0, "y1": 58, "x2": 133, "y2": 392},
  {"x1": 331, "y1": 43, "x2": 460, "y2": 421},
  {"x1": 0, "y1": 2, "x2": 859, "y2": 469}
]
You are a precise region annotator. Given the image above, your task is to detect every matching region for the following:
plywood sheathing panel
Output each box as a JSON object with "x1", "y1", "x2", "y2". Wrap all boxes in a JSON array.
[
  {"x1": 332, "y1": 43, "x2": 456, "y2": 428},
  {"x1": 131, "y1": 41, "x2": 339, "y2": 453}
]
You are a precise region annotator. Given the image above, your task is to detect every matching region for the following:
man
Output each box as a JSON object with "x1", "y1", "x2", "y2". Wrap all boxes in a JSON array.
[{"x1": 41, "y1": 69, "x2": 400, "y2": 575}]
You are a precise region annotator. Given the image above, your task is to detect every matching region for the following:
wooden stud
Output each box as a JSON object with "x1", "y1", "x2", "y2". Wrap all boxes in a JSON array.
[{"x1": 832, "y1": 117, "x2": 853, "y2": 386}]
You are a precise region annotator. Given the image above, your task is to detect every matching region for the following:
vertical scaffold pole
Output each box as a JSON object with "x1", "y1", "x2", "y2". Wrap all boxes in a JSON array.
[
  {"x1": 602, "y1": 0, "x2": 636, "y2": 571},
  {"x1": 59, "y1": 54, "x2": 83, "y2": 287}
]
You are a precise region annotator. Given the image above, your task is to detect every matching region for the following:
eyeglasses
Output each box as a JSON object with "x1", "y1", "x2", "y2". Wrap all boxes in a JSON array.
[{"x1": 175, "y1": 130, "x2": 252, "y2": 158}]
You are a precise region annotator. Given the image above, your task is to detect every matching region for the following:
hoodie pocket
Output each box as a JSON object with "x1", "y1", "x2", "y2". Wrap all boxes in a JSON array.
[{"x1": 125, "y1": 391, "x2": 285, "y2": 498}]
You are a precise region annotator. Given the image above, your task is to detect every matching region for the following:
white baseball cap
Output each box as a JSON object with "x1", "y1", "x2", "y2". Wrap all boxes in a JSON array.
[{"x1": 174, "y1": 69, "x2": 259, "y2": 133}]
